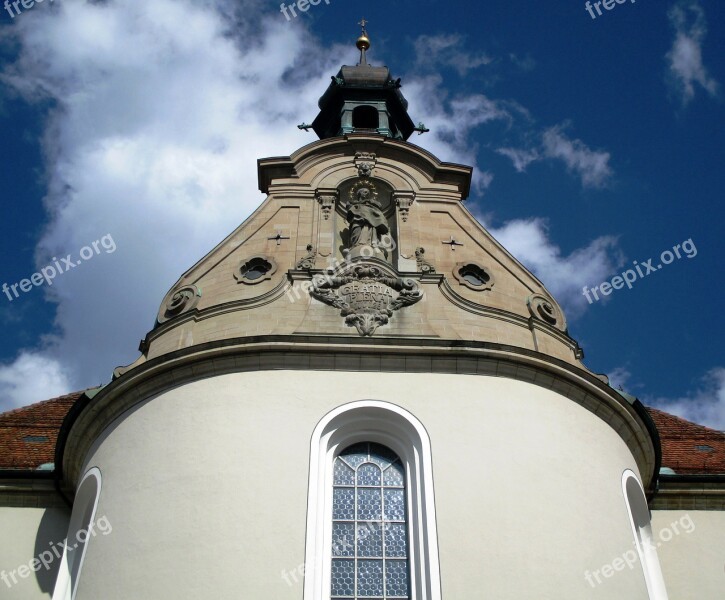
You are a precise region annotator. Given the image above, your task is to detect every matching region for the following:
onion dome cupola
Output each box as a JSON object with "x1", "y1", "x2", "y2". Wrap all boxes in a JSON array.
[{"x1": 307, "y1": 20, "x2": 423, "y2": 140}]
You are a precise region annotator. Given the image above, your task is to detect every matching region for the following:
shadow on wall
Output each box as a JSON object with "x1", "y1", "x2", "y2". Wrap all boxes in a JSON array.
[{"x1": 33, "y1": 507, "x2": 71, "y2": 596}]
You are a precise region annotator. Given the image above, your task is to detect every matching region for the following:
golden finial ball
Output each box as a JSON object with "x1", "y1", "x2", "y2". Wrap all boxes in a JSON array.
[{"x1": 356, "y1": 35, "x2": 370, "y2": 51}]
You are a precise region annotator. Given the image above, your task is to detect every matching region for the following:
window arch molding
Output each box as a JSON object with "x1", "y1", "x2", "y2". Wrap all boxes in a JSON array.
[{"x1": 304, "y1": 400, "x2": 441, "y2": 600}]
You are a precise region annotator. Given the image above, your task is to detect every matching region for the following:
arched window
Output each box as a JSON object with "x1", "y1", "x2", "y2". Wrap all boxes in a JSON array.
[
  {"x1": 52, "y1": 467, "x2": 102, "y2": 600},
  {"x1": 331, "y1": 442, "x2": 409, "y2": 599},
  {"x1": 304, "y1": 401, "x2": 441, "y2": 600},
  {"x1": 353, "y1": 106, "x2": 379, "y2": 130},
  {"x1": 622, "y1": 470, "x2": 668, "y2": 599}
]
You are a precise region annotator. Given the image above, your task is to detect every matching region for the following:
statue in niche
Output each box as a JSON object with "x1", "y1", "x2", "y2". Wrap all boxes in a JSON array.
[{"x1": 345, "y1": 183, "x2": 391, "y2": 260}]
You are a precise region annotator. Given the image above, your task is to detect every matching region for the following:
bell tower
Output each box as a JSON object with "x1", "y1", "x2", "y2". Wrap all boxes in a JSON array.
[{"x1": 307, "y1": 20, "x2": 423, "y2": 140}]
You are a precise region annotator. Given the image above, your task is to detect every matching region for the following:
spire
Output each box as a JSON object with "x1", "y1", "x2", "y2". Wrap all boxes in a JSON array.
[{"x1": 356, "y1": 18, "x2": 371, "y2": 66}]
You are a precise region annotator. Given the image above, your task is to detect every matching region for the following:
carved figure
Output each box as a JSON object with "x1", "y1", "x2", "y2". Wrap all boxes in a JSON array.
[{"x1": 347, "y1": 187, "x2": 390, "y2": 250}]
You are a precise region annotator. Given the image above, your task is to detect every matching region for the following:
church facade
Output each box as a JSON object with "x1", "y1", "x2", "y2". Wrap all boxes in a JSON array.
[{"x1": 1, "y1": 28, "x2": 723, "y2": 600}]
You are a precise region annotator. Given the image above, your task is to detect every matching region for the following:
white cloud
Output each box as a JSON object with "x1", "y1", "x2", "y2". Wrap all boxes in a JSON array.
[
  {"x1": 0, "y1": 352, "x2": 71, "y2": 412},
  {"x1": 413, "y1": 33, "x2": 492, "y2": 76},
  {"x1": 411, "y1": 33, "x2": 611, "y2": 190},
  {"x1": 0, "y1": 0, "x2": 500, "y2": 409},
  {"x1": 487, "y1": 218, "x2": 623, "y2": 318},
  {"x1": 607, "y1": 366, "x2": 632, "y2": 391},
  {"x1": 509, "y1": 53, "x2": 535, "y2": 72},
  {"x1": 403, "y1": 75, "x2": 510, "y2": 193},
  {"x1": 666, "y1": 1, "x2": 719, "y2": 105},
  {"x1": 496, "y1": 147, "x2": 539, "y2": 172},
  {"x1": 541, "y1": 126, "x2": 613, "y2": 189},
  {"x1": 648, "y1": 368, "x2": 725, "y2": 431},
  {"x1": 496, "y1": 126, "x2": 613, "y2": 188},
  {"x1": 608, "y1": 364, "x2": 725, "y2": 431}
]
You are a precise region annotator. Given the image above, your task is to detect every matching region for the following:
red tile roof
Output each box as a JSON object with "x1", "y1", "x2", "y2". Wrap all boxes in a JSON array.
[
  {"x1": 0, "y1": 391, "x2": 85, "y2": 470},
  {"x1": 646, "y1": 407, "x2": 725, "y2": 475},
  {"x1": 0, "y1": 392, "x2": 723, "y2": 475}
]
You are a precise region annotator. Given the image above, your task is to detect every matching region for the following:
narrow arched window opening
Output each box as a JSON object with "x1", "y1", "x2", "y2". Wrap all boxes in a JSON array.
[
  {"x1": 622, "y1": 470, "x2": 668, "y2": 600},
  {"x1": 353, "y1": 106, "x2": 379, "y2": 130},
  {"x1": 332, "y1": 442, "x2": 409, "y2": 599},
  {"x1": 52, "y1": 467, "x2": 102, "y2": 600}
]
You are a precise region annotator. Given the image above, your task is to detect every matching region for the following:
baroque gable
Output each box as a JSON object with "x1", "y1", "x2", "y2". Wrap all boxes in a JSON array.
[{"x1": 119, "y1": 134, "x2": 584, "y2": 377}]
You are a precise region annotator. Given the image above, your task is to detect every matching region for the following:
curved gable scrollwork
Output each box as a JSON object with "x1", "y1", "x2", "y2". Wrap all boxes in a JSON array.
[
  {"x1": 157, "y1": 284, "x2": 202, "y2": 325},
  {"x1": 527, "y1": 293, "x2": 567, "y2": 332}
]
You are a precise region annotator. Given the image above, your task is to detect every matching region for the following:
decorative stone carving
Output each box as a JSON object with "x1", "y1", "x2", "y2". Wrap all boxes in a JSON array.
[
  {"x1": 527, "y1": 293, "x2": 566, "y2": 331},
  {"x1": 393, "y1": 191, "x2": 415, "y2": 222},
  {"x1": 415, "y1": 247, "x2": 436, "y2": 274},
  {"x1": 296, "y1": 244, "x2": 317, "y2": 270},
  {"x1": 157, "y1": 284, "x2": 202, "y2": 324},
  {"x1": 344, "y1": 181, "x2": 392, "y2": 261},
  {"x1": 453, "y1": 262, "x2": 494, "y2": 291},
  {"x1": 234, "y1": 256, "x2": 278, "y2": 285},
  {"x1": 316, "y1": 190, "x2": 338, "y2": 220},
  {"x1": 354, "y1": 151, "x2": 376, "y2": 178},
  {"x1": 311, "y1": 263, "x2": 423, "y2": 336}
]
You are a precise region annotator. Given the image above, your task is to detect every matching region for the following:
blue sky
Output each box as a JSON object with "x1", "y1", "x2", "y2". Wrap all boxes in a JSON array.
[{"x1": 0, "y1": 0, "x2": 723, "y2": 428}]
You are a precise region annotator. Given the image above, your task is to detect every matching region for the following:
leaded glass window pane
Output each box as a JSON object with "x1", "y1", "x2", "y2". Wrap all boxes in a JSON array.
[
  {"x1": 331, "y1": 442, "x2": 410, "y2": 599},
  {"x1": 384, "y1": 523, "x2": 407, "y2": 558},
  {"x1": 357, "y1": 488, "x2": 382, "y2": 521},
  {"x1": 332, "y1": 523, "x2": 355, "y2": 557},
  {"x1": 333, "y1": 487, "x2": 355, "y2": 520},
  {"x1": 334, "y1": 460, "x2": 356, "y2": 486},
  {"x1": 383, "y1": 489, "x2": 405, "y2": 522},
  {"x1": 357, "y1": 523, "x2": 383, "y2": 557},
  {"x1": 331, "y1": 559, "x2": 355, "y2": 596}
]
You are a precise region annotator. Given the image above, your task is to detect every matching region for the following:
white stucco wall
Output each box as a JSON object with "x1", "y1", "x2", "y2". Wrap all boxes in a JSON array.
[
  {"x1": 0, "y1": 506, "x2": 69, "y2": 599},
  {"x1": 71, "y1": 370, "x2": 650, "y2": 599},
  {"x1": 652, "y1": 510, "x2": 725, "y2": 599}
]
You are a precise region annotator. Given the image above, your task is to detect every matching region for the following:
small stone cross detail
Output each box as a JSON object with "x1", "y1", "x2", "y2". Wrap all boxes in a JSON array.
[
  {"x1": 442, "y1": 236, "x2": 463, "y2": 251},
  {"x1": 268, "y1": 231, "x2": 290, "y2": 246}
]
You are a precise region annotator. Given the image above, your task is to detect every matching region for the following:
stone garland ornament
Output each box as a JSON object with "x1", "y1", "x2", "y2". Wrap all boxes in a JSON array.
[
  {"x1": 393, "y1": 191, "x2": 415, "y2": 223},
  {"x1": 527, "y1": 293, "x2": 566, "y2": 331},
  {"x1": 296, "y1": 244, "x2": 317, "y2": 270},
  {"x1": 157, "y1": 284, "x2": 202, "y2": 324},
  {"x1": 316, "y1": 191, "x2": 338, "y2": 220},
  {"x1": 310, "y1": 264, "x2": 423, "y2": 336},
  {"x1": 396, "y1": 198, "x2": 413, "y2": 222}
]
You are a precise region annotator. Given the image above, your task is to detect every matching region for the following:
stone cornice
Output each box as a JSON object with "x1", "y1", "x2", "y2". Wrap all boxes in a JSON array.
[
  {"x1": 0, "y1": 477, "x2": 67, "y2": 508},
  {"x1": 57, "y1": 336, "x2": 659, "y2": 499},
  {"x1": 651, "y1": 476, "x2": 725, "y2": 510},
  {"x1": 258, "y1": 134, "x2": 472, "y2": 198}
]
